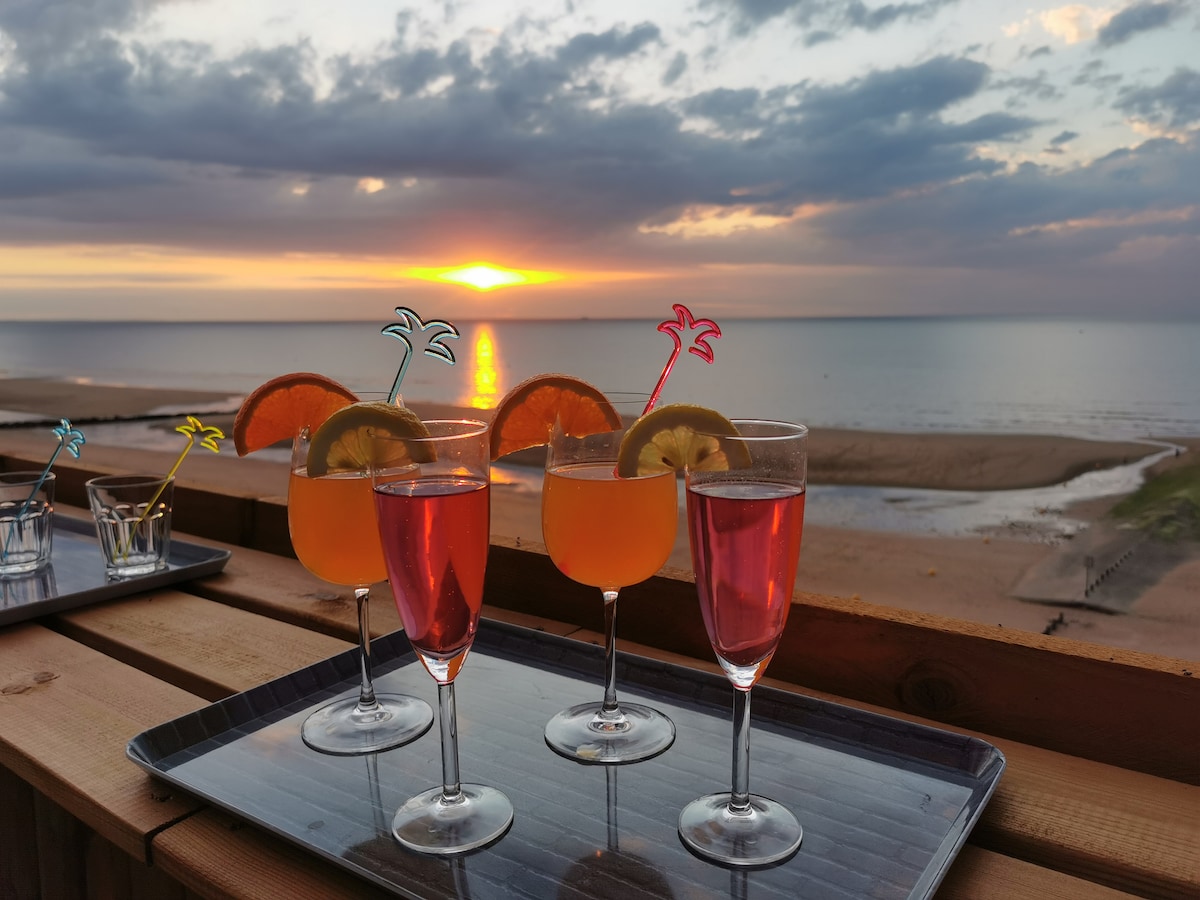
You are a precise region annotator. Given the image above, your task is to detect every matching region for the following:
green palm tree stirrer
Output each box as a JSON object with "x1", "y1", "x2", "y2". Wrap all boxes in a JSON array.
[
  {"x1": 117, "y1": 416, "x2": 224, "y2": 559},
  {"x1": 381, "y1": 306, "x2": 462, "y2": 404},
  {"x1": 2, "y1": 418, "x2": 85, "y2": 561}
]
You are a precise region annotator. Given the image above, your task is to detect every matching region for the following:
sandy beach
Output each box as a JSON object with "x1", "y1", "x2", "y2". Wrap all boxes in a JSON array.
[{"x1": 2, "y1": 378, "x2": 1197, "y2": 660}]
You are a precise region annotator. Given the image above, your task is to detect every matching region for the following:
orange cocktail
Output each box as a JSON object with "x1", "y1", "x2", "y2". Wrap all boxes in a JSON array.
[
  {"x1": 538, "y1": 411, "x2": 679, "y2": 765},
  {"x1": 542, "y1": 462, "x2": 677, "y2": 590},
  {"x1": 288, "y1": 469, "x2": 386, "y2": 586},
  {"x1": 235, "y1": 373, "x2": 434, "y2": 756}
]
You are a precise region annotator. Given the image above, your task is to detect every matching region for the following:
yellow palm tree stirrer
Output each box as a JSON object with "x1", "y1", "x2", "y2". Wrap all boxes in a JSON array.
[{"x1": 117, "y1": 416, "x2": 224, "y2": 558}]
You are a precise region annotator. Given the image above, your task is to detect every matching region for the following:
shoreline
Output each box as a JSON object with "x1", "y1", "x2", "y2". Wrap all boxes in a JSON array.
[{"x1": 0, "y1": 377, "x2": 1174, "y2": 492}]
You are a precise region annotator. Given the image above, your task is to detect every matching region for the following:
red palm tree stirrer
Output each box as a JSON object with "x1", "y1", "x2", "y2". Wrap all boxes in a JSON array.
[{"x1": 644, "y1": 304, "x2": 722, "y2": 415}]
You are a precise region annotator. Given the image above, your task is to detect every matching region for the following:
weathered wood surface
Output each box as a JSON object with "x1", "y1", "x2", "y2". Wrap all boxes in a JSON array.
[
  {"x1": 31, "y1": 549, "x2": 1200, "y2": 900},
  {"x1": 0, "y1": 623, "x2": 206, "y2": 863},
  {"x1": 936, "y1": 847, "x2": 1140, "y2": 900},
  {"x1": 151, "y1": 808, "x2": 412, "y2": 900},
  {"x1": 53, "y1": 589, "x2": 353, "y2": 702},
  {"x1": 0, "y1": 466, "x2": 1195, "y2": 897}
]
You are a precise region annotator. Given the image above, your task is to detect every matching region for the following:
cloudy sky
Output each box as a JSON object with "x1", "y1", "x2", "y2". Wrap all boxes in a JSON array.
[{"x1": 0, "y1": 0, "x2": 1196, "y2": 321}]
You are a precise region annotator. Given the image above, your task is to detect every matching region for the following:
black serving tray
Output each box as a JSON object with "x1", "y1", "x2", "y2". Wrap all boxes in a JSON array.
[
  {"x1": 128, "y1": 620, "x2": 1004, "y2": 900},
  {"x1": 0, "y1": 515, "x2": 231, "y2": 626}
]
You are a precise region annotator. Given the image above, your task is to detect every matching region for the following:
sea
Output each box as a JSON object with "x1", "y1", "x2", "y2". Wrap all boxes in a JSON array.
[{"x1": 2, "y1": 316, "x2": 1198, "y2": 537}]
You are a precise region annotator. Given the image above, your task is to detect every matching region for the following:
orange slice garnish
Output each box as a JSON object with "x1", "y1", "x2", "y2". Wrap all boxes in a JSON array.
[
  {"x1": 489, "y1": 374, "x2": 621, "y2": 460},
  {"x1": 232, "y1": 372, "x2": 358, "y2": 456}
]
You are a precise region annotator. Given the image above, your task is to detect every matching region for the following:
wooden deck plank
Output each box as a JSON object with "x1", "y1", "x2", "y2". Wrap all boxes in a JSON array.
[
  {"x1": 152, "y1": 808, "x2": 397, "y2": 900},
  {"x1": 936, "y1": 846, "x2": 1139, "y2": 899},
  {"x1": 0, "y1": 765, "x2": 41, "y2": 898},
  {"x1": 51, "y1": 588, "x2": 352, "y2": 701},
  {"x1": 0, "y1": 623, "x2": 206, "y2": 862}
]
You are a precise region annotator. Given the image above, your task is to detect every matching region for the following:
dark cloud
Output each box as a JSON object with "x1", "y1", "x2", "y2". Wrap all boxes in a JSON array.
[
  {"x1": 706, "y1": 0, "x2": 958, "y2": 39},
  {"x1": 0, "y1": 0, "x2": 172, "y2": 63},
  {"x1": 662, "y1": 51, "x2": 687, "y2": 86},
  {"x1": 682, "y1": 87, "x2": 762, "y2": 129},
  {"x1": 843, "y1": 0, "x2": 958, "y2": 32},
  {"x1": 711, "y1": 0, "x2": 803, "y2": 30},
  {"x1": 1097, "y1": 2, "x2": 1183, "y2": 48},
  {"x1": 0, "y1": 31, "x2": 1018, "y2": 222},
  {"x1": 0, "y1": 5, "x2": 1195, "y2": 319},
  {"x1": 796, "y1": 134, "x2": 1200, "y2": 272},
  {"x1": 796, "y1": 56, "x2": 989, "y2": 124},
  {"x1": 1072, "y1": 61, "x2": 1123, "y2": 92},
  {"x1": 1114, "y1": 68, "x2": 1200, "y2": 130},
  {"x1": 557, "y1": 23, "x2": 661, "y2": 66},
  {"x1": 992, "y1": 72, "x2": 1063, "y2": 108}
]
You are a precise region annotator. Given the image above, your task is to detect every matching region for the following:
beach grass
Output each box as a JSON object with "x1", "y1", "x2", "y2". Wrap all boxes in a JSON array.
[{"x1": 1111, "y1": 465, "x2": 1200, "y2": 541}]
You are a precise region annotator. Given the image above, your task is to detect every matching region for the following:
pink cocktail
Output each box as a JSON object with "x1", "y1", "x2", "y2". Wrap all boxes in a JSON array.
[
  {"x1": 373, "y1": 420, "x2": 513, "y2": 855},
  {"x1": 680, "y1": 419, "x2": 808, "y2": 867}
]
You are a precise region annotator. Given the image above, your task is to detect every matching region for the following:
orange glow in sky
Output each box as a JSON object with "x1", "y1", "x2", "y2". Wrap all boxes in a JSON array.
[{"x1": 405, "y1": 262, "x2": 561, "y2": 291}]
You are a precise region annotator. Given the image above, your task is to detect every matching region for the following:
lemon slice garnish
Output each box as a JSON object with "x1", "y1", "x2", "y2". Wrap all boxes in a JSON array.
[
  {"x1": 306, "y1": 401, "x2": 432, "y2": 476},
  {"x1": 616, "y1": 404, "x2": 748, "y2": 477}
]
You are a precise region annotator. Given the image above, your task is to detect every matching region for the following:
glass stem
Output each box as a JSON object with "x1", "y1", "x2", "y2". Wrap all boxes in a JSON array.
[
  {"x1": 600, "y1": 589, "x2": 621, "y2": 716},
  {"x1": 730, "y1": 687, "x2": 753, "y2": 812},
  {"x1": 438, "y1": 681, "x2": 463, "y2": 803},
  {"x1": 353, "y1": 586, "x2": 378, "y2": 711}
]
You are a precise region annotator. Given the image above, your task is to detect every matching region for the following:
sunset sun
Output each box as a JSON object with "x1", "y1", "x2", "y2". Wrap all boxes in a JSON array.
[{"x1": 406, "y1": 263, "x2": 560, "y2": 291}]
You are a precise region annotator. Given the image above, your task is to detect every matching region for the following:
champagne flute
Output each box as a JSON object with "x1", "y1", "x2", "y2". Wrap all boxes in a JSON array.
[
  {"x1": 679, "y1": 419, "x2": 808, "y2": 866},
  {"x1": 373, "y1": 420, "x2": 513, "y2": 854},
  {"x1": 289, "y1": 429, "x2": 434, "y2": 755},
  {"x1": 541, "y1": 401, "x2": 678, "y2": 764}
]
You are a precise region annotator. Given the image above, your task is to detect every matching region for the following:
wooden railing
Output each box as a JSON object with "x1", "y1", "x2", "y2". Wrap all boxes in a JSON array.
[{"x1": 2, "y1": 448, "x2": 1198, "y2": 899}]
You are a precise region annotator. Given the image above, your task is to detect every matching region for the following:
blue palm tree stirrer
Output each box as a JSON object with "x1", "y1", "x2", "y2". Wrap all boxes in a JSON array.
[{"x1": 2, "y1": 419, "x2": 85, "y2": 561}]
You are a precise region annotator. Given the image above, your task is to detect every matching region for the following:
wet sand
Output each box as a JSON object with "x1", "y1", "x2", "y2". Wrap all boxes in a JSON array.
[{"x1": 2, "y1": 378, "x2": 1196, "y2": 660}]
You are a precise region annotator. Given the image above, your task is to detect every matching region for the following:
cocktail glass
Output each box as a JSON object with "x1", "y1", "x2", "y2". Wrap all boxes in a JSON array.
[
  {"x1": 541, "y1": 402, "x2": 678, "y2": 764},
  {"x1": 289, "y1": 429, "x2": 433, "y2": 755},
  {"x1": 373, "y1": 420, "x2": 513, "y2": 854},
  {"x1": 678, "y1": 419, "x2": 808, "y2": 866},
  {"x1": 85, "y1": 474, "x2": 173, "y2": 578},
  {"x1": 1, "y1": 471, "x2": 56, "y2": 577}
]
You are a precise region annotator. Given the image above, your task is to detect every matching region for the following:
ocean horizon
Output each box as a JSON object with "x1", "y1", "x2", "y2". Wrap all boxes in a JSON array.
[{"x1": 3, "y1": 315, "x2": 1199, "y2": 440}]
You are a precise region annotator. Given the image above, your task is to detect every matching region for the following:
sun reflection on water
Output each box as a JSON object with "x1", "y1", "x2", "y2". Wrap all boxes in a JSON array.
[{"x1": 466, "y1": 326, "x2": 499, "y2": 410}]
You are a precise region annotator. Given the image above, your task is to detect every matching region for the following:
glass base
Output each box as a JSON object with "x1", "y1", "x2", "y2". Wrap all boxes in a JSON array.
[
  {"x1": 392, "y1": 784, "x2": 514, "y2": 855},
  {"x1": 545, "y1": 701, "x2": 675, "y2": 764},
  {"x1": 301, "y1": 693, "x2": 433, "y2": 756},
  {"x1": 678, "y1": 792, "x2": 802, "y2": 867}
]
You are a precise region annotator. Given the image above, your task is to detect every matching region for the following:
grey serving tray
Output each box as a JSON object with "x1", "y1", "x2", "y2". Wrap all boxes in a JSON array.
[
  {"x1": 0, "y1": 515, "x2": 231, "y2": 626},
  {"x1": 128, "y1": 620, "x2": 1004, "y2": 899}
]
